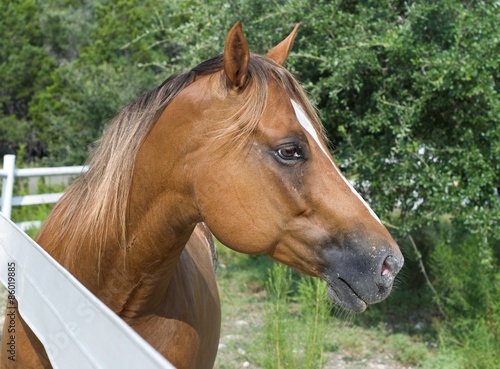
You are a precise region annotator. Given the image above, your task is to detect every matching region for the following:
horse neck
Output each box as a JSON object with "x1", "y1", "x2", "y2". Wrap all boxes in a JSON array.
[
  {"x1": 39, "y1": 182, "x2": 198, "y2": 320},
  {"x1": 106, "y1": 97, "x2": 205, "y2": 318},
  {"x1": 38, "y1": 79, "x2": 213, "y2": 319}
]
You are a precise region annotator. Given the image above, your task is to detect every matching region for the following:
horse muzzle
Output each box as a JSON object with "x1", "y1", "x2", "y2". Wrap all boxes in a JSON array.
[{"x1": 322, "y1": 241, "x2": 404, "y2": 312}]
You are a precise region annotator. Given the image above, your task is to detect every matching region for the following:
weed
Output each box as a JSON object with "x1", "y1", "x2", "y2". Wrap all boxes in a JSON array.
[
  {"x1": 262, "y1": 263, "x2": 296, "y2": 369},
  {"x1": 258, "y1": 264, "x2": 332, "y2": 369},
  {"x1": 296, "y1": 276, "x2": 331, "y2": 368}
]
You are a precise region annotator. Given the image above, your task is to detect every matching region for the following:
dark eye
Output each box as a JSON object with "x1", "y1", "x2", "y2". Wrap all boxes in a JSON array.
[{"x1": 276, "y1": 144, "x2": 304, "y2": 162}]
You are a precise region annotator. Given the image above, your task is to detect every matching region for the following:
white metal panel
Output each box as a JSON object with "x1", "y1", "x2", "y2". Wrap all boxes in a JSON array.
[{"x1": 0, "y1": 214, "x2": 175, "y2": 369}]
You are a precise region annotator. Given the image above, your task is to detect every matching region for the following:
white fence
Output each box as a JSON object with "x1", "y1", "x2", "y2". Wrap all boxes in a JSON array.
[
  {"x1": 0, "y1": 154, "x2": 175, "y2": 368},
  {"x1": 0, "y1": 154, "x2": 87, "y2": 229}
]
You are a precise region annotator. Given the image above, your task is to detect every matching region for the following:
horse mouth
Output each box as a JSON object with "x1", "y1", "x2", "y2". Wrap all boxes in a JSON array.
[{"x1": 326, "y1": 278, "x2": 368, "y2": 313}]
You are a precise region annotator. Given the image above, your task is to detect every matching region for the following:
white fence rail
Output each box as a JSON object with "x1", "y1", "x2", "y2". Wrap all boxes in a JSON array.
[{"x1": 0, "y1": 154, "x2": 87, "y2": 229}]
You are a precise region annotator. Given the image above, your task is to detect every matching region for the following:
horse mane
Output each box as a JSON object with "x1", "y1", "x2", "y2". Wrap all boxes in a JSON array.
[{"x1": 38, "y1": 53, "x2": 325, "y2": 270}]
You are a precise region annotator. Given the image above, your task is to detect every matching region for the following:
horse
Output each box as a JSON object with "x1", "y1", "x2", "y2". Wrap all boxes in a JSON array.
[{"x1": 1, "y1": 23, "x2": 403, "y2": 369}]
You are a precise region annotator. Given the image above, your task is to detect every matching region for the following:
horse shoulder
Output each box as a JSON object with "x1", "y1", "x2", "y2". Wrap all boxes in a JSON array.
[{"x1": 130, "y1": 224, "x2": 220, "y2": 369}]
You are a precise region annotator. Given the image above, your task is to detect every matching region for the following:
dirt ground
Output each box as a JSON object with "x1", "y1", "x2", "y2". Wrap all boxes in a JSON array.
[{"x1": 214, "y1": 299, "x2": 415, "y2": 369}]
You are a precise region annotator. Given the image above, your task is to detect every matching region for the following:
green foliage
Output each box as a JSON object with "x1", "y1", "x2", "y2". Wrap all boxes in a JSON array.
[
  {"x1": 0, "y1": 0, "x2": 56, "y2": 159},
  {"x1": 37, "y1": 0, "x2": 96, "y2": 62},
  {"x1": 387, "y1": 333, "x2": 430, "y2": 366},
  {"x1": 284, "y1": 0, "x2": 500, "y2": 238},
  {"x1": 429, "y1": 226, "x2": 500, "y2": 368},
  {"x1": 29, "y1": 62, "x2": 158, "y2": 164},
  {"x1": 296, "y1": 276, "x2": 330, "y2": 368},
  {"x1": 28, "y1": 0, "x2": 174, "y2": 164}
]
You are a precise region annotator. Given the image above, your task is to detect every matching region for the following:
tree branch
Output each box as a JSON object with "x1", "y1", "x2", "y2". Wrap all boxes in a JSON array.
[{"x1": 407, "y1": 234, "x2": 447, "y2": 318}]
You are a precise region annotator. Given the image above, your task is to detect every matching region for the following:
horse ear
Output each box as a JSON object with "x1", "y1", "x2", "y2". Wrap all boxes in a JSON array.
[
  {"x1": 266, "y1": 24, "x2": 300, "y2": 65},
  {"x1": 224, "y1": 22, "x2": 250, "y2": 89}
]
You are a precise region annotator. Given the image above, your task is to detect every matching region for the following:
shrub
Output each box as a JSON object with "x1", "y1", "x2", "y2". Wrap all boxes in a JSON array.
[{"x1": 430, "y1": 225, "x2": 500, "y2": 368}]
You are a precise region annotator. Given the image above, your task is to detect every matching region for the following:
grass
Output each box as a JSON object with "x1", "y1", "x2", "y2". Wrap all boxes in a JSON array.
[
  {"x1": 258, "y1": 264, "x2": 331, "y2": 369},
  {"x1": 261, "y1": 264, "x2": 296, "y2": 369},
  {"x1": 214, "y1": 244, "x2": 435, "y2": 368}
]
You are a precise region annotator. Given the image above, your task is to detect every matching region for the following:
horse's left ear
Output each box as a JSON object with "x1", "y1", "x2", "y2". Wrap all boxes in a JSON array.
[
  {"x1": 224, "y1": 22, "x2": 250, "y2": 89},
  {"x1": 266, "y1": 24, "x2": 300, "y2": 65}
]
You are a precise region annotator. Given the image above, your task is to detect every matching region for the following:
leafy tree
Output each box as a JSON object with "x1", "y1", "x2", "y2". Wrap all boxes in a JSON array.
[
  {"x1": 0, "y1": 0, "x2": 56, "y2": 158},
  {"x1": 275, "y1": 1, "x2": 500, "y2": 236},
  {"x1": 30, "y1": 0, "x2": 177, "y2": 164}
]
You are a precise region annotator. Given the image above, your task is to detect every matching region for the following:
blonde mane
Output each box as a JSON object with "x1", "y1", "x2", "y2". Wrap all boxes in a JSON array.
[{"x1": 38, "y1": 54, "x2": 326, "y2": 269}]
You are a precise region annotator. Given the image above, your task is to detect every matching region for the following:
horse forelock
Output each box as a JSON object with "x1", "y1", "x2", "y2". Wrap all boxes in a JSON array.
[
  {"x1": 39, "y1": 52, "x2": 326, "y2": 272},
  {"x1": 211, "y1": 54, "x2": 327, "y2": 149}
]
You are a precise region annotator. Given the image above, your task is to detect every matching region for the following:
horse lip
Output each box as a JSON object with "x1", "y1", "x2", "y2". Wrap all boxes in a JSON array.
[{"x1": 326, "y1": 277, "x2": 367, "y2": 313}]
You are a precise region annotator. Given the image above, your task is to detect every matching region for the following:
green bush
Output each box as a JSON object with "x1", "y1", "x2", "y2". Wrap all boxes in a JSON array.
[
  {"x1": 430, "y1": 225, "x2": 499, "y2": 369},
  {"x1": 0, "y1": 0, "x2": 56, "y2": 159}
]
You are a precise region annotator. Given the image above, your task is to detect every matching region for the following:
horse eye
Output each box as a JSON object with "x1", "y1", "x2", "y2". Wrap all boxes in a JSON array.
[{"x1": 277, "y1": 145, "x2": 303, "y2": 161}]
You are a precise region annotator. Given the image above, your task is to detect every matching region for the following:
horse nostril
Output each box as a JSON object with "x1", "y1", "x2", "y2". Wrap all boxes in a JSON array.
[
  {"x1": 381, "y1": 255, "x2": 397, "y2": 277},
  {"x1": 381, "y1": 262, "x2": 390, "y2": 277}
]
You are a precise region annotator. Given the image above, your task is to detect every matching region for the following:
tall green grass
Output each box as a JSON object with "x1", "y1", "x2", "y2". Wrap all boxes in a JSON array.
[
  {"x1": 262, "y1": 264, "x2": 295, "y2": 369},
  {"x1": 261, "y1": 264, "x2": 331, "y2": 369},
  {"x1": 296, "y1": 276, "x2": 331, "y2": 368}
]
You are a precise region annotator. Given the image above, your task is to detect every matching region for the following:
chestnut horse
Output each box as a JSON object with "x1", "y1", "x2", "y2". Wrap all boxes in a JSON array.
[{"x1": 1, "y1": 23, "x2": 403, "y2": 369}]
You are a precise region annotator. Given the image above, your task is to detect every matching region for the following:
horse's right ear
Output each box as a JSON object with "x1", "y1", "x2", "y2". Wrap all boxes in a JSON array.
[{"x1": 224, "y1": 22, "x2": 250, "y2": 90}]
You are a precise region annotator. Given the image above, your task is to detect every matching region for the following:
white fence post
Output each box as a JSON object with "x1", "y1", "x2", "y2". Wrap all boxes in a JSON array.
[{"x1": 0, "y1": 154, "x2": 16, "y2": 219}]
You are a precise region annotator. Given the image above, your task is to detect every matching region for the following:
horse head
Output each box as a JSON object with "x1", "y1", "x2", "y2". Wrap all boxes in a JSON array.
[{"x1": 180, "y1": 23, "x2": 404, "y2": 312}]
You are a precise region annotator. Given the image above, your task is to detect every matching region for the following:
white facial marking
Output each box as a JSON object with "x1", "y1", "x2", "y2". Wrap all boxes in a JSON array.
[{"x1": 290, "y1": 99, "x2": 382, "y2": 224}]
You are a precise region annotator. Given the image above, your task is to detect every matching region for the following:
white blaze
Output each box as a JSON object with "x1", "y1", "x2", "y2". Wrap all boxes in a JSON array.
[{"x1": 290, "y1": 99, "x2": 382, "y2": 224}]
